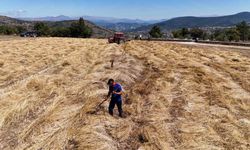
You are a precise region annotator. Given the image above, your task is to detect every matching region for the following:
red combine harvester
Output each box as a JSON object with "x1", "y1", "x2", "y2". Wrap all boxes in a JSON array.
[{"x1": 108, "y1": 32, "x2": 126, "y2": 44}]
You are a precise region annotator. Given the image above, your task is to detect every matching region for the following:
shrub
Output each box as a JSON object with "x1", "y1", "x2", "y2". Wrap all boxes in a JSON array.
[
  {"x1": 149, "y1": 26, "x2": 162, "y2": 38},
  {"x1": 0, "y1": 26, "x2": 18, "y2": 35},
  {"x1": 34, "y1": 22, "x2": 50, "y2": 36},
  {"x1": 236, "y1": 21, "x2": 250, "y2": 41},
  {"x1": 51, "y1": 27, "x2": 71, "y2": 37},
  {"x1": 70, "y1": 18, "x2": 92, "y2": 38}
]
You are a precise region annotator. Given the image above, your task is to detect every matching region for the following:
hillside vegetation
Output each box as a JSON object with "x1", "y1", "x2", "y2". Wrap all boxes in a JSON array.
[
  {"x1": 0, "y1": 16, "x2": 112, "y2": 38},
  {"x1": 133, "y1": 12, "x2": 250, "y2": 32},
  {"x1": 0, "y1": 38, "x2": 249, "y2": 149},
  {"x1": 172, "y1": 21, "x2": 250, "y2": 42}
]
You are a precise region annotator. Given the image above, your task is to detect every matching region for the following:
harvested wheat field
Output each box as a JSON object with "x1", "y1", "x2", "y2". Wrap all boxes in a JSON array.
[{"x1": 0, "y1": 38, "x2": 249, "y2": 150}]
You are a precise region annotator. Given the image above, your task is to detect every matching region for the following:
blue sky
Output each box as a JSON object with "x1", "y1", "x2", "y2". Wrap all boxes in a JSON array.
[{"x1": 0, "y1": 0, "x2": 249, "y2": 19}]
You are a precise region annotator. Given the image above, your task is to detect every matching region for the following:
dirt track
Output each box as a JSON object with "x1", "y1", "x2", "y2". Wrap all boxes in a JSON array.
[{"x1": 0, "y1": 38, "x2": 249, "y2": 150}]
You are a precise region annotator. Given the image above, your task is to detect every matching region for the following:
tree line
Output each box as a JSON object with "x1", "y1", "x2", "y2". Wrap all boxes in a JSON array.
[
  {"x1": 34, "y1": 18, "x2": 92, "y2": 37},
  {"x1": 0, "y1": 25, "x2": 26, "y2": 35},
  {"x1": 149, "y1": 21, "x2": 250, "y2": 42},
  {"x1": 0, "y1": 18, "x2": 92, "y2": 38},
  {"x1": 171, "y1": 21, "x2": 250, "y2": 42}
]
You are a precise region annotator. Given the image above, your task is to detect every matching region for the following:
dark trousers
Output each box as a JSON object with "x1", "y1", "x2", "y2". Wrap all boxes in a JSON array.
[{"x1": 109, "y1": 98, "x2": 122, "y2": 117}]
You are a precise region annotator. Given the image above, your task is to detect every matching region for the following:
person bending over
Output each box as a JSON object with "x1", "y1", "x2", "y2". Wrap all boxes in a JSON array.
[{"x1": 107, "y1": 79, "x2": 123, "y2": 117}]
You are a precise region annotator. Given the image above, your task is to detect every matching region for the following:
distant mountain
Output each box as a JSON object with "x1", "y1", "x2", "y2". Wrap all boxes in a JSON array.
[
  {"x1": 0, "y1": 16, "x2": 29, "y2": 25},
  {"x1": 81, "y1": 16, "x2": 163, "y2": 24},
  {"x1": 19, "y1": 15, "x2": 164, "y2": 32},
  {"x1": 0, "y1": 16, "x2": 34, "y2": 30},
  {"x1": 133, "y1": 12, "x2": 250, "y2": 32},
  {"x1": 20, "y1": 15, "x2": 72, "y2": 21},
  {"x1": 20, "y1": 15, "x2": 163, "y2": 24},
  {"x1": 97, "y1": 22, "x2": 150, "y2": 32},
  {"x1": 0, "y1": 15, "x2": 113, "y2": 38},
  {"x1": 82, "y1": 16, "x2": 164, "y2": 31},
  {"x1": 85, "y1": 17, "x2": 164, "y2": 32}
]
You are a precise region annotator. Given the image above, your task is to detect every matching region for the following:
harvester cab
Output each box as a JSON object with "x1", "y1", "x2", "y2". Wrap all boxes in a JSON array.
[{"x1": 108, "y1": 32, "x2": 126, "y2": 44}]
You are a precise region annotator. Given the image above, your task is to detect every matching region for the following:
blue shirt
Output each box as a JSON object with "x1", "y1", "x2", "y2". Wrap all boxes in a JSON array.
[{"x1": 112, "y1": 83, "x2": 122, "y2": 101}]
